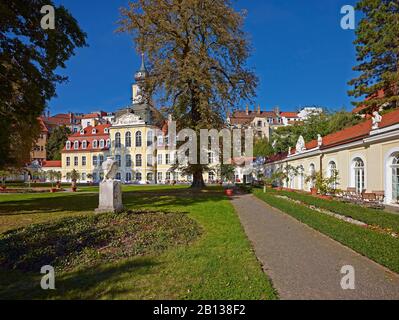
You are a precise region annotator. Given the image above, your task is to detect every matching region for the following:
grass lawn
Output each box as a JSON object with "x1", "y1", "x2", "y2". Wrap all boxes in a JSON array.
[
  {"x1": 0, "y1": 187, "x2": 276, "y2": 300},
  {"x1": 269, "y1": 189, "x2": 399, "y2": 233},
  {"x1": 253, "y1": 189, "x2": 399, "y2": 274}
]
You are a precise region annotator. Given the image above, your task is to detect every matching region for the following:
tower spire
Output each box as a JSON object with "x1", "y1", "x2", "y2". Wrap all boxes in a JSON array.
[{"x1": 140, "y1": 52, "x2": 147, "y2": 73}]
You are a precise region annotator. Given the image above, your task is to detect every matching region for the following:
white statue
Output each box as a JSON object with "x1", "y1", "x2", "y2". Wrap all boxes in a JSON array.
[
  {"x1": 102, "y1": 157, "x2": 119, "y2": 181},
  {"x1": 372, "y1": 111, "x2": 382, "y2": 130},
  {"x1": 288, "y1": 147, "x2": 292, "y2": 154},
  {"x1": 296, "y1": 135, "x2": 306, "y2": 153},
  {"x1": 317, "y1": 134, "x2": 323, "y2": 147}
]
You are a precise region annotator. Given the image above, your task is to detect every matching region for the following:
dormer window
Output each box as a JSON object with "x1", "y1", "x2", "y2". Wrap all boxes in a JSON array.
[
  {"x1": 93, "y1": 140, "x2": 98, "y2": 149},
  {"x1": 92, "y1": 128, "x2": 97, "y2": 134},
  {"x1": 106, "y1": 139, "x2": 111, "y2": 148},
  {"x1": 82, "y1": 140, "x2": 87, "y2": 149},
  {"x1": 74, "y1": 141, "x2": 79, "y2": 150},
  {"x1": 99, "y1": 139, "x2": 105, "y2": 149},
  {"x1": 66, "y1": 141, "x2": 71, "y2": 150},
  {"x1": 80, "y1": 129, "x2": 85, "y2": 135},
  {"x1": 104, "y1": 128, "x2": 109, "y2": 134}
]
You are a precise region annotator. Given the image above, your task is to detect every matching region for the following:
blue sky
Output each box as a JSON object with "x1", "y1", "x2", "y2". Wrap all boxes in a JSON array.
[{"x1": 50, "y1": 0, "x2": 358, "y2": 115}]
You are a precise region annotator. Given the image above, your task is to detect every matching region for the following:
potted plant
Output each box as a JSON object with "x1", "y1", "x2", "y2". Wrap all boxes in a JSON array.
[
  {"x1": 305, "y1": 172, "x2": 318, "y2": 195},
  {"x1": 69, "y1": 169, "x2": 80, "y2": 192},
  {"x1": 55, "y1": 171, "x2": 62, "y2": 189},
  {"x1": 0, "y1": 170, "x2": 9, "y2": 191},
  {"x1": 47, "y1": 170, "x2": 57, "y2": 192},
  {"x1": 87, "y1": 173, "x2": 94, "y2": 186},
  {"x1": 220, "y1": 164, "x2": 235, "y2": 196}
]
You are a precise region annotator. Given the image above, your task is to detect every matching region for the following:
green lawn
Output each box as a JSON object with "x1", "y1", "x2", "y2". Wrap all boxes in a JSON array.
[
  {"x1": 254, "y1": 189, "x2": 399, "y2": 274},
  {"x1": 268, "y1": 189, "x2": 399, "y2": 233},
  {"x1": 0, "y1": 187, "x2": 276, "y2": 300}
]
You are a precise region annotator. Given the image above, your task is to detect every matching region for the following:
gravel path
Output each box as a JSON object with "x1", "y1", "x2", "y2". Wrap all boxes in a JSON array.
[{"x1": 231, "y1": 193, "x2": 399, "y2": 300}]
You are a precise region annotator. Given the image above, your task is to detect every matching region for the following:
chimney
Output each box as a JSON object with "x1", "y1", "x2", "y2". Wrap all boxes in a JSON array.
[
  {"x1": 246, "y1": 104, "x2": 249, "y2": 116},
  {"x1": 257, "y1": 105, "x2": 261, "y2": 115}
]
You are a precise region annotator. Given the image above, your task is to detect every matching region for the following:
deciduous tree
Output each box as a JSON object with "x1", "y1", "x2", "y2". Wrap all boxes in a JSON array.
[
  {"x1": 119, "y1": 0, "x2": 257, "y2": 188},
  {"x1": 0, "y1": 0, "x2": 87, "y2": 169}
]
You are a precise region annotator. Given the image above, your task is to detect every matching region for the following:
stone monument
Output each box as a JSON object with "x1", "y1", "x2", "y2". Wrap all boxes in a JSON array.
[{"x1": 95, "y1": 157, "x2": 124, "y2": 214}]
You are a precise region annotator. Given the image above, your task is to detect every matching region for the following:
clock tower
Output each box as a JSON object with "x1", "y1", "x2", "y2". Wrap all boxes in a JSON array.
[{"x1": 132, "y1": 53, "x2": 149, "y2": 105}]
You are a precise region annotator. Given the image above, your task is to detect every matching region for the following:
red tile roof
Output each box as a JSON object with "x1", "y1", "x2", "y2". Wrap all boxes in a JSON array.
[
  {"x1": 42, "y1": 160, "x2": 62, "y2": 168},
  {"x1": 62, "y1": 124, "x2": 111, "y2": 153},
  {"x1": 281, "y1": 112, "x2": 299, "y2": 118},
  {"x1": 38, "y1": 117, "x2": 49, "y2": 133},
  {"x1": 352, "y1": 89, "x2": 386, "y2": 114},
  {"x1": 279, "y1": 108, "x2": 399, "y2": 160}
]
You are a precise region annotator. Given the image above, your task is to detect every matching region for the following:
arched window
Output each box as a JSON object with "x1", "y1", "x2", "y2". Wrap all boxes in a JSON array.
[
  {"x1": 147, "y1": 173, "x2": 154, "y2": 182},
  {"x1": 74, "y1": 141, "x2": 79, "y2": 150},
  {"x1": 392, "y1": 155, "x2": 399, "y2": 203},
  {"x1": 136, "y1": 154, "x2": 142, "y2": 167},
  {"x1": 99, "y1": 139, "x2": 105, "y2": 149},
  {"x1": 126, "y1": 155, "x2": 132, "y2": 167},
  {"x1": 92, "y1": 140, "x2": 98, "y2": 149},
  {"x1": 136, "y1": 131, "x2": 142, "y2": 147},
  {"x1": 125, "y1": 132, "x2": 132, "y2": 147},
  {"x1": 209, "y1": 172, "x2": 215, "y2": 182},
  {"x1": 82, "y1": 140, "x2": 87, "y2": 149},
  {"x1": 328, "y1": 161, "x2": 337, "y2": 190},
  {"x1": 308, "y1": 164, "x2": 316, "y2": 188},
  {"x1": 136, "y1": 172, "x2": 142, "y2": 182},
  {"x1": 298, "y1": 165, "x2": 304, "y2": 190},
  {"x1": 66, "y1": 141, "x2": 71, "y2": 150},
  {"x1": 115, "y1": 155, "x2": 121, "y2": 167},
  {"x1": 353, "y1": 158, "x2": 365, "y2": 193},
  {"x1": 92, "y1": 128, "x2": 97, "y2": 134},
  {"x1": 106, "y1": 139, "x2": 111, "y2": 148},
  {"x1": 126, "y1": 172, "x2": 132, "y2": 182},
  {"x1": 115, "y1": 132, "x2": 121, "y2": 148},
  {"x1": 147, "y1": 131, "x2": 153, "y2": 147}
]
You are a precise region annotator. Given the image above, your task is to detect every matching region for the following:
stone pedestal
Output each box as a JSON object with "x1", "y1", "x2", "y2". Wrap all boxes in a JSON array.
[{"x1": 95, "y1": 180, "x2": 124, "y2": 214}]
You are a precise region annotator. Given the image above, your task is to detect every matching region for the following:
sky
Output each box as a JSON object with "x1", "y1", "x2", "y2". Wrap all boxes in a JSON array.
[{"x1": 50, "y1": 0, "x2": 359, "y2": 115}]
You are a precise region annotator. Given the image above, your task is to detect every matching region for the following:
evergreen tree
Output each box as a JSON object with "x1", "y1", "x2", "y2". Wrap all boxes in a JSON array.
[
  {"x1": 119, "y1": 0, "x2": 257, "y2": 188},
  {"x1": 46, "y1": 126, "x2": 71, "y2": 160},
  {"x1": 348, "y1": 0, "x2": 399, "y2": 113},
  {"x1": 0, "y1": 0, "x2": 87, "y2": 169}
]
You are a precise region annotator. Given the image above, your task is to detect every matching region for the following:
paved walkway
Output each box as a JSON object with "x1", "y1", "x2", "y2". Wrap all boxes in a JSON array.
[{"x1": 231, "y1": 194, "x2": 399, "y2": 300}]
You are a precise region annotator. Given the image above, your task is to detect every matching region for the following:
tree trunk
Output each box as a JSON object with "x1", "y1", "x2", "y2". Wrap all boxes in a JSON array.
[{"x1": 191, "y1": 169, "x2": 206, "y2": 189}]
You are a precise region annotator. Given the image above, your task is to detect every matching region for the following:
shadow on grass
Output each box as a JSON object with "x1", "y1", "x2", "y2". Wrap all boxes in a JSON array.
[
  {"x1": 0, "y1": 188, "x2": 226, "y2": 216},
  {"x1": 0, "y1": 257, "x2": 160, "y2": 300}
]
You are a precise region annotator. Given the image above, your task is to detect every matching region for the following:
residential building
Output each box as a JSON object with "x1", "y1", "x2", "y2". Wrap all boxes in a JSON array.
[
  {"x1": 228, "y1": 105, "x2": 322, "y2": 140},
  {"x1": 61, "y1": 124, "x2": 111, "y2": 183},
  {"x1": 30, "y1": 117, "x2": 49, "y2": 165}
]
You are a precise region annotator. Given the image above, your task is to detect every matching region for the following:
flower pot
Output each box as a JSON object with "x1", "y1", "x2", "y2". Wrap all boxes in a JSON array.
[
  {"x1": 310, "y1": 188, "x2": 318, "y2": 195},
  {"x1": 225, "y1": 189, "x2": 234, "y2": 196}
]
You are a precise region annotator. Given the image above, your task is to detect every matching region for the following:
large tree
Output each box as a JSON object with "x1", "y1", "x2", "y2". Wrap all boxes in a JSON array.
[
  {"x1": 119, "y1": 0, "x2": 257, "y2": 188},
  {"x1": 46, "y1": 125, "x2": 71, "y2": 160},
  {"x1": 0, "y1": 0, "x2": 87, "y2": 169},
  {"x1": 348, "y1": 0, "x2": 399, "y2": 113}
]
